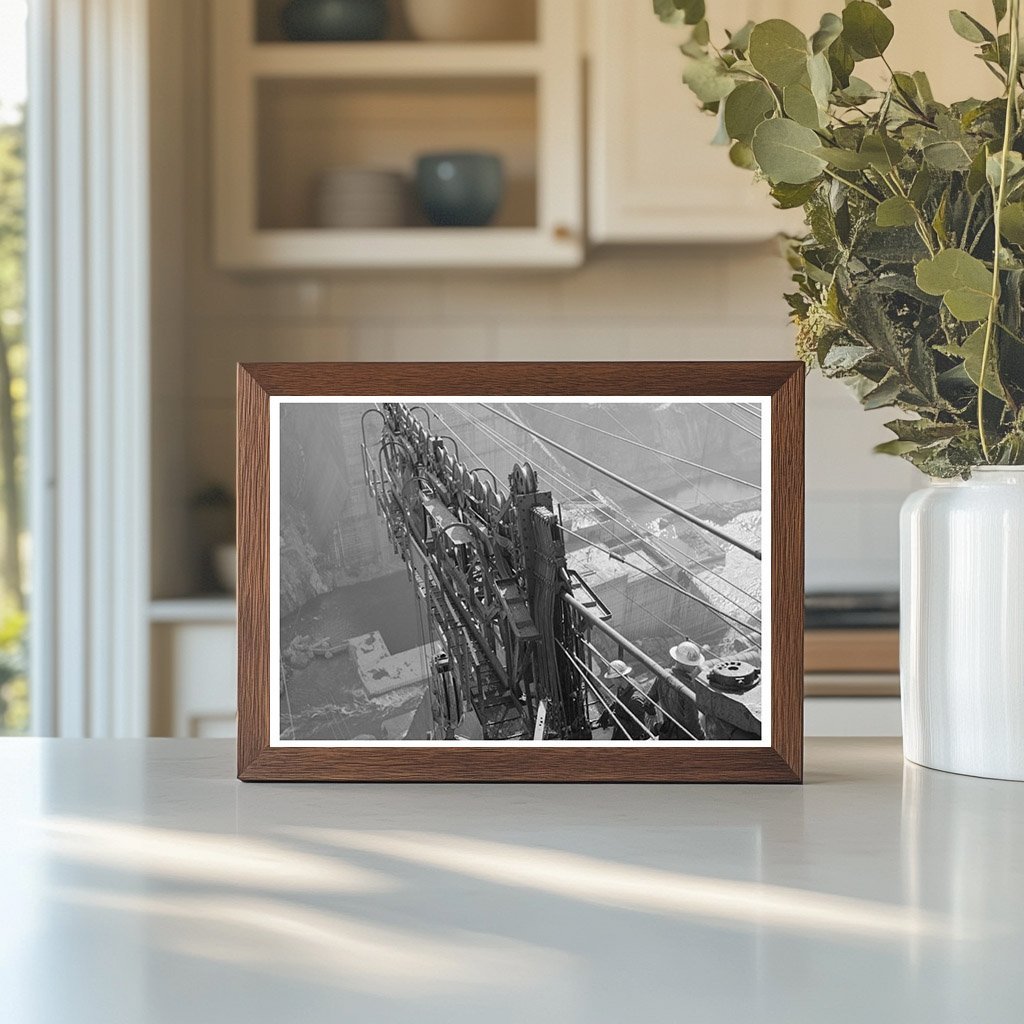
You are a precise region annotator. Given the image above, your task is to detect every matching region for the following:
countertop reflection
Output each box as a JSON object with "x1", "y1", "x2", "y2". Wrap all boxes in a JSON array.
[{"x1": 0, "y1": 738, "x2": 1020, "y2": 1023}]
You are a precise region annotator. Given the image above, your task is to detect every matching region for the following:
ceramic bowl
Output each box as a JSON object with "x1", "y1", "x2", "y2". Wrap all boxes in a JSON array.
[
  {"x1": 415, "y1": 152, "x2": 504, "y2": 228},
  {"x1": 316, "y1": 168, "x2": 407, "y2": 228},
  {"x1": 403, "y1": 0, "x2": 534, "y2": 42},
  {"x1": 281, "y1": 0, "x2": 388, "y2": 42}
]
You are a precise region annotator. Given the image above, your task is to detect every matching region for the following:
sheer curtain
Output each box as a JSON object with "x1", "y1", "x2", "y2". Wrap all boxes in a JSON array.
[{"x1": 28, "y1": 0, "x2": 150, "y2": 736}]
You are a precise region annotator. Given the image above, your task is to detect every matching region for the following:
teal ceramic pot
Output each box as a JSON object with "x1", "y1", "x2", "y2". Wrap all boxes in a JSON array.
[
  {"x1": 281, "y1": 0, "x2": 388, "y2": 41},
  {"x1": 415, "y1": 152, "x2": 505, "y2": 227}
]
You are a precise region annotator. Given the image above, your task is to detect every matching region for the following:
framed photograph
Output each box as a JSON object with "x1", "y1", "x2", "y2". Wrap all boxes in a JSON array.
[{"x1": 237, "y1": 362, "x2": 804, "y2": 782}]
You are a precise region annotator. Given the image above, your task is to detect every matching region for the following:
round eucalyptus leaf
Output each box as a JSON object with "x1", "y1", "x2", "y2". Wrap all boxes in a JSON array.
[
  {"x1": 1000, "y1": 203, "x2": 1024, "y2": 245},
  {"x1": 915, "y1": 249, "x2": 993, "y2": 322},
  {"x1": 842, "y1": 1, "x2": 894, "y2": 59},
  {"x1": 752, "y1": 118, "x2": 827, "y2": 184},
  {"x1": 783, "y1": 81, "x2": 824, "y2": 129},
  {"x1": 729, "y1": 140, "x2": 758, "y2": 170},
  {"x1": 860, "y1": 133, "x2": 904, "y2": 173},
  {"x1": 724, "y1": 81, "x2": 775, "y2": 143},
  {"x1": 810, "y1": 12, "x2": 843, "y2": 55},
  {"x1": 682, "y1": 57, "x2": 736, "y2": 104},
  {"x1": 875, "y1": 196, "x2": 918, "y2": 228},
  {"x1": 748, "y1": 19, "x2": 809, "y2": 86}
]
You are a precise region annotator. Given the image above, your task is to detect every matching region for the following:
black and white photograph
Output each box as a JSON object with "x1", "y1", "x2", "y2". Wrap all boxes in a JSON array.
[{"x1": 270, "y1": 397, "x2": 769, "y2": 746}]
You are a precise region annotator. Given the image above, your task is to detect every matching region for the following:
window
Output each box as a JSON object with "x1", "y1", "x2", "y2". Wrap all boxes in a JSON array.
[{"x1": 0, "y1": 0, "x2": 28, "y2": 734}]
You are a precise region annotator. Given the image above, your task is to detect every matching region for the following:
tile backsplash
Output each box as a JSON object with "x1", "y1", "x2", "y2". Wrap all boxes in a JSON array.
[
  {"x1": 180, "y1": 246, "x2": 917, "y2": 594},
  {"x1": 155, "y1": 0, "x2": 915, "y2": 598}
]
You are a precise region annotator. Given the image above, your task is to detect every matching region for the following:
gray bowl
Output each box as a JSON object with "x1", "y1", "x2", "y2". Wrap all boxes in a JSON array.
[
  {"x1": 280, "y1": 0, "x2": 388, "y2": 42},
  {"x1": 415, "y1": 152, "x2": 505, "y2": 228}
]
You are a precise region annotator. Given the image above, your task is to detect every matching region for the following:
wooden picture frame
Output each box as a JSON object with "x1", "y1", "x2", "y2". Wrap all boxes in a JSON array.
[{"x1": 237, "y1": 362, "x2": 804, "y2": 782}]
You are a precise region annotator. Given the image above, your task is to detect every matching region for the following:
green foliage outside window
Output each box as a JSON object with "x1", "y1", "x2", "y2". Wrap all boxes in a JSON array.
[{"x1": 0, "y1": 110, "x2": 27, "y2": 733}]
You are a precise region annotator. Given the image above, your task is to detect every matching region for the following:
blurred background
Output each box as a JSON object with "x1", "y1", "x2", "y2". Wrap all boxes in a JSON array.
[{"x1": 0, "y1": 0, "x2": 997, "y2": 740}]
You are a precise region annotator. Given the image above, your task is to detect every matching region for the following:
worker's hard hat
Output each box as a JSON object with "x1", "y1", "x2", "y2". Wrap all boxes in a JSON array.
[
  {"x1": 669, "y1": 641, "x2": 704, "y2": 669},
  {"x1": 602, "y1": 659, "x2": 632, "y2": 681}
]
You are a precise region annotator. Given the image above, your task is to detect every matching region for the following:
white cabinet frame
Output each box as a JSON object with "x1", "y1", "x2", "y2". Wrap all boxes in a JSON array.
[{"x1": 211, "y1": 0, "x2": 584, "y2": 269}]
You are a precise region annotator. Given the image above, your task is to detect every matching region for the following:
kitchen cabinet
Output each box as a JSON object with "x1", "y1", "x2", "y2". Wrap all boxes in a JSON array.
[
  {"x1": 211, "y1": 0, "x2": 583, "y2": 269},
  {"x1": 586, "y1": 0, "x2": 998, "y2": 244},
  {"x1": 150, "y1": 601, "x2": 237, "y2": 737}
]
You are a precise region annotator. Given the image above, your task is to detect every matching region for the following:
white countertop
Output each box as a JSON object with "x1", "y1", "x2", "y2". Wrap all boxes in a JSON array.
[{"x1": 1, "y1": 738, "x2": 1020, "y2": 1023}]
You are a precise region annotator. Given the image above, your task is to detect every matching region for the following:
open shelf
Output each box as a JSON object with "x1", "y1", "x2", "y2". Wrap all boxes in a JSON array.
[
  {"x1": 254, "y1": 0, "x2": 539, "y2": 44},
  {"x1": 249, "y1": 41, "x2": 544, "y2": 77},
  {"x1": 213, "y1": 0, "x2": 582, "y2": 269},
  {"x1": 257, "y1": 76, "x2": 538, "y2": 232}
]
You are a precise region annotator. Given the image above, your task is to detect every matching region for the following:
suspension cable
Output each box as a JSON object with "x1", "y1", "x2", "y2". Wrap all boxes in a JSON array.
[
  {"x1": 479, "y1": 403, "x2": 761, "y2": 560},
  {"x1": 523, "y1": 403, "x2": 760, "y2": 491},
  {"x1": 556, "y1": 523, "x2": 761, "y2": 640},
  {"x1": 580, "y1": 637, "x2": 698, "y2": 740},
  {"x1": 558, "y1": 642, "x2": 658, "y2": 741},
  {"x1": 450, "y1": 405, "x2": 761, "y2": 611},
  {"x1": 600, "y1": 404, "x2": 729, "y2": 516},
  {"x1": 703, "y1": 403, "x2": 760, "y2": 439}
]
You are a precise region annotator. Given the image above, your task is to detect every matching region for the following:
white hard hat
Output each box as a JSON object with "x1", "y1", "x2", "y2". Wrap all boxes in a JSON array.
[
  {"x1": 670, "y1": 641, "x2": 704, "y2": 669},
  {"x1": 602, "y1": 659, "x2": 632, "y2": 681}
]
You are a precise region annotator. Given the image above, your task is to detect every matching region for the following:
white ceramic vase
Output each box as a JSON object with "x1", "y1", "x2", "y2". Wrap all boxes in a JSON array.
[{"x1": 900, "y1": 467, "x2": 1024, "y2": 780}]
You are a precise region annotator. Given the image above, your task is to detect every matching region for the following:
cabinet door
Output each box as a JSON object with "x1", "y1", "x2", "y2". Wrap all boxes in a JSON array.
[
  {"x1": 587, "y1": 0, "x2": 807, "y2": 243},
  {"x1": 587, "y1": 0, "x2": 996, "y2": 244}
]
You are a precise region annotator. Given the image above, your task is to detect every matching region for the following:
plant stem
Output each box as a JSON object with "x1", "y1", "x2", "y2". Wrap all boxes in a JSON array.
[
  {"x1": 822, "y1": 167, "x2": 880, "y2": 204},
  {"x1": 979, "y1": 0, "x2": 1021, "y2": 462}
]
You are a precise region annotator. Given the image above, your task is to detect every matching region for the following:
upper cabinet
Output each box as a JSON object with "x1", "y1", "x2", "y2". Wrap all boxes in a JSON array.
[
  {"x1": 211, "y1": 0, "x2": 584, "y2": 269},
  {"x1": 587, "y1": 0, "x2": 816, "y2": 244},
  {"x1": 585, "y1": 0, "x2": 999, "y2": 245}
]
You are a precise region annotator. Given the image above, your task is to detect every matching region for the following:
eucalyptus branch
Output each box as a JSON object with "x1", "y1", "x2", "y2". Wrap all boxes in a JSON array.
[
  {"x1": 979, "y1": 0, "x2": 1021, "y2": 461},
  {"x1": 822, "y1": 168, "x2": 880, "y2": 205}
]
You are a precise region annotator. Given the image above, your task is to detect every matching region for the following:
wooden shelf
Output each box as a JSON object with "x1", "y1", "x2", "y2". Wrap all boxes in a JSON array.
[
  {"x1": 218, "y1": 226, "x2": 580, "y2": 270},
  {"x1": 805, "y1": 629, "x2": 900, "y2": 675},
  {"x1": 212, "y1": 0, "x2": 583, "y2": 269},
  {"x1": 249, "y1": 42, "x2": 544, "y2": 79}
]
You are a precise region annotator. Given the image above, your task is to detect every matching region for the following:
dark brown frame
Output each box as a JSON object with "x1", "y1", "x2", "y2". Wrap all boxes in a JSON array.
[{"x1": 237, "y1": 362, "x2": 804, "y2": 782}]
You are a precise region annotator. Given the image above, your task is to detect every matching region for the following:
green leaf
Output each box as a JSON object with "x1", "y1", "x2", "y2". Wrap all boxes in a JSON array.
[
  {"x1": 862, "y1": 374, "x2": 903, "y2": 409},
  {"x1": 751, "y1": 118, "x2": 828, "y2": 184},
  {"x1": 724, "y1": 20, "x2": 755, "y2": 53},
  {"x1": 993, "y1": 0, "x2": 1008, "y2": 24},
  {"x1": 682, "y1": 57, "x2": 736, "y2": 104},
  {"x1": 913, "y1": 71, "x2": 935, "y2": 104},
  {"x1": 723, "y1": 81, "x2": 775, "y2": 144},
  {"x1": 808, "y1": 51, "x2": 833, "y2": 108},
  {"x1": 1000, "y1": 203, "x2": 1024, "y2": 244},
  {"x1": 837, "y1": 76, "x2": 879, "y2": 104},
  {"x1": 909, "y1": 164, "x2": 933, "y2": 205},
  {"x1": 875, "y1": 439, "x2": 922, "y2": 455},
  {"x1": 986, "y1": 150, "x2": 1024, "y2": 191},
  {"x1": 860, "y1": 133, "x2": 904, "y2": 173},
  {"x1": 842, "y1": 1, "x2": 895, "y2": 59},
  {"x1": 748, "y1": 20, "x2": 809, "y2": 86},
  {"x1": 885, "y1": 418, "x2": 964, "y2": 443},
  {"x1": 729, "y1": 140, "x2": 757, "y2": 169},
  {"x1": 967, "y1": 144, "x2": 991, "y2": 193},
  {"x1": 784, "y1": 80, "x2": 824, "y2": 129},
  {"x1": 827, "y1": 35, "x2": 856, "y2": 88},
  {"x1": 939, "y1": 325, "x2": 1006, "y2": 398},
  {"x1": 915, "y1": 249, "x2": 994, "y2": 322},
  {"x1": 876, "y1": 197, "x2": 918, "y2": 228},
  {"x1": 948, "y1": 10, "x2": 994, "y2": 44},
  {"x1": 771, "y1": 180, "x2": 820, "y2": 209},
  {"x1": 814, "y1": 146, "x2": 872, "y2": 170},
  {"x1": 653, "y1": 0, "x2": 705, "y2": 26},
  {"x1": 810, "y1": 12, "x2": 843, "y2": 54},
  {"x1": 922, "y1": 140, "x2": 973, "y2": 171}
]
